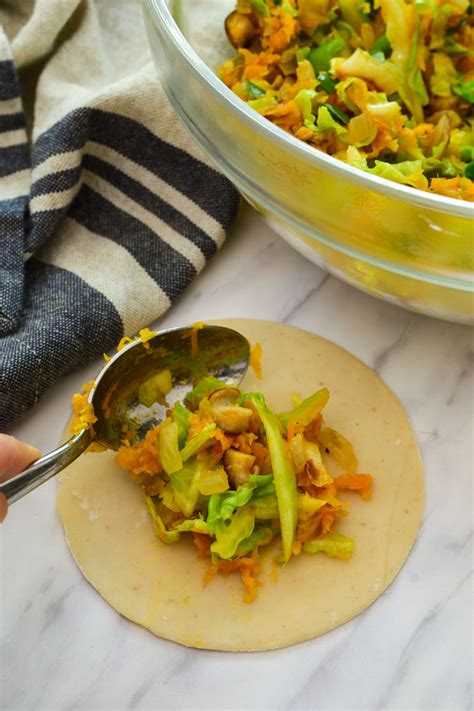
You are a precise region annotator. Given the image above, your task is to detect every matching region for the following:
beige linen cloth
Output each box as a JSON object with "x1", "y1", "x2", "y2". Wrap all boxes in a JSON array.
[{"x1": 0, "y1": 0, "x2": 239, "y2": 429}]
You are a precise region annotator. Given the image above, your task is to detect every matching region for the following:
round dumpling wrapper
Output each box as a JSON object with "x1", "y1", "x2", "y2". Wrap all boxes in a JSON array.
[{"x1": 57, "y1": 319, "x2": 424, "y2": 651}]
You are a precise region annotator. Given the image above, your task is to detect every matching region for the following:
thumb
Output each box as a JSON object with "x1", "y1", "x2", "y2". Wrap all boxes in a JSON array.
[{"x1": 0, "y1": 434, "x2": 41, "y2": 483}]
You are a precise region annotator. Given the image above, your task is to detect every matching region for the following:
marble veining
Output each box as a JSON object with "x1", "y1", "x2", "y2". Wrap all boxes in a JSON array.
[{"x1": 1, "y1": 205, "x2": 472, "y2": 711}]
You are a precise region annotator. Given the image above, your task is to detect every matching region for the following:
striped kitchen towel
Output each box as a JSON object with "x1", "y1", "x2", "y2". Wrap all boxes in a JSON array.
[{"x1": 0, "y1": 0, "x2": 240, "y2": 430}]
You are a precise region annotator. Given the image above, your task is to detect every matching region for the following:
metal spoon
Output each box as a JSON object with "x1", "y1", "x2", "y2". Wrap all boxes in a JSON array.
[{"x1": 2, "y1": 325, "x2": 250, "y2": 505}]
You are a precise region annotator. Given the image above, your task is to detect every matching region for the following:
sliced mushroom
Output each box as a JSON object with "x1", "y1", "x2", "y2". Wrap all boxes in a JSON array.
[
  {"x1": 209, "y1": 386, "x2": 240, "y2": 405},
  {"x1": 224, "y1": 448, "x2": 256, "y2": 488},
  {"x1": 225, "y1": 11, "x2": 258, "y2": 48},
  {"x1": 209, "y1": 387, "x2": 253, "y2": 434}
]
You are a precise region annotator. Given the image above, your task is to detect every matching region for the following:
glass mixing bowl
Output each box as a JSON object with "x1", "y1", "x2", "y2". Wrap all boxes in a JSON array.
[{"x1": 143, "y1": 0, "x2": 473, "y2": 323}]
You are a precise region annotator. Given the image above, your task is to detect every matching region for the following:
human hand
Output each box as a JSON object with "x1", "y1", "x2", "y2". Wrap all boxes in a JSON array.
[{"x1": 0, "y1": 434, "x2": 41, "y2": 522}]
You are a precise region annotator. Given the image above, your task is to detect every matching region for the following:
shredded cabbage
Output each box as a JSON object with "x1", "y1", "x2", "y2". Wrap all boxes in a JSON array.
[
  {"x1": 279, "y1": 387, "x2": 329, "y2": 431},
  {"x1": 180, "y1": 423, "x2": 217, "y2": 461},
  {"x1": 303, "y1": 532, "x2": 355, "y2": 559},
  {"x1": 168, "y1": 461, "x2": 202, "y2": 517},
  {"x1": 211, "y1": 507, "x2": 256, "y2": 560},
  {"x1": 159, "y1": 422, "x2": 183, "y2": 475},
  {"x1": 365, "y1": 159, "x2": 429, "y2": 188},
  {"x1": 245, "y1": 392, "x2": 298, "y2": 563},
  {"x1": 316, "y1": 105, "x2": 348, "y2": 136},
  {"x1": 318, "y1": 427, "x2": 358, "y2": 472},
  {"x1": 173, "y1": 402, "x2": 191, "y2": 448}
]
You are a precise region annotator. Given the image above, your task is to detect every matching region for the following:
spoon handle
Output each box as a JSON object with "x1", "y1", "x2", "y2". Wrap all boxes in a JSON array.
[{"x1": 0, "y1": 430, "x2": 92, "y2": 504}]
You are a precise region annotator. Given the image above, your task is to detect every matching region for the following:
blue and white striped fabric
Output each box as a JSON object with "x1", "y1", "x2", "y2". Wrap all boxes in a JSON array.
[{"x1": 0, "y1": 17, "x2": 239, "y2": 430}]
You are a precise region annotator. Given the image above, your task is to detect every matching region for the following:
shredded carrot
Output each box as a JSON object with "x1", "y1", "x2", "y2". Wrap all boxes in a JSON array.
[
  {"x1": 297, "y1": 461, "x2": 334, "y2": 494},
  {"x1": 430, "y1": 177, "x2": 474, "y2": 202},
  {"x1": 202, "y1": 566, "x2": 216, "y2": 587},
  {"x1": 188, "y1": 411, "x2": 213, "y2": 439},
  {"x1": 268, "y1": 99, "x2": 303, "y2": 132},
  {"x1": 139, "y1": 327, "x2": 156, "y2": 350},
  {"x1": 208, "y1": 428, "x2": 232, "y2": 463},
  {"x1": 334, "y1": 473, "x2": 373, "y2": 500},
  {"x1": 115, "y1": 426, "x2": 162, "y2": 480},
  {"x1": 296, "y1": 513, "x2": 322, "y2": 543},
  {"x1": 70, "y1": 381, "x2": 97, "y2": 436},
  {"x1": 287, "y1": 413, "x2": 323, "y2": 442},
  {"x1": 367, "y1": 118, "x2": 398, "y2": 158},
  {"x1": 117, "y1": 336, "x2": 134, "y2": 351},
  {"x1": 296, "y1": 503, "x2": 346, "y2": 543},
  {"x1": 230, "y1": 432, "x2": 257, "y2": 454},
  {"x1": 413, "y1": 122, "x2": 435, "y2": 139},
  {"x1": 315, "y1": 482, "x2": 344, "y2": 508},
  {"x1": 344, "y1": 78, "x2": 369, "y2": 112},
  {"x1": 321, "y1": 508, "x2": 337, "y2": 534},
  {"x1": 115, "y1": 329, "x2": 156, "y2": 356},
  {"x1": 203, "y1": 552, "x2": 263, "y2": 603},
  {"x1": 247, "y1": 405, "x2": 262, "y2": 434},
  {"x1": 213, "y1": 427, "x2": 232, "y2": 450},
  {"x1": 241, "y1": 563, "x2": 263, "y2": 603},
  {"x1": 249, "y1": 342, "x2": 263, "y2": 380},
  {"x1": 251, "y1": 441, "x2": 272, "y2": 474},
  {"x1": 287, "y1": 420, "x2": 297, "y2": 441},
  {"x1": 262, "y1": 6, "x2": 298, "y2": 53},
  {"x1": 190, "y1": 321, "x2": 205, "y2": 357},
  {"x1": 193, "y1": 532, "x2": 212, "y2": 557},
  {"x1": 239, "y1": 48, "x2": 281, "y2": 82}
]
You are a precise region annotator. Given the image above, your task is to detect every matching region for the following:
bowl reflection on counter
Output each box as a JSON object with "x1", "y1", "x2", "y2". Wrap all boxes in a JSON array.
[{"x1": 143, "y1": 0, "x2": 473, "y2": 323}]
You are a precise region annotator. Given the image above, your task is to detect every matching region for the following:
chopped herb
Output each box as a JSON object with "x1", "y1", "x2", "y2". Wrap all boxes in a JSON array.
[
  {"x1": 324, "y1": 103, "x2": 350, "y2": 124},
  {"x1": 246, "y1": 80, "x2": 266, "y2": 98},
  {"x1": 464, "y1": 162, "x2": 474, "y2": 180},
  {"x1": 317, "y1": 71, "x2": 338, "y2": 93}
]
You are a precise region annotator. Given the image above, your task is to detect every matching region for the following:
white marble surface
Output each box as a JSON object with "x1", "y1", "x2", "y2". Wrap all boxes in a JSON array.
[{"x1": 1, "y1": 205, "x2": 473, "y2": 711}]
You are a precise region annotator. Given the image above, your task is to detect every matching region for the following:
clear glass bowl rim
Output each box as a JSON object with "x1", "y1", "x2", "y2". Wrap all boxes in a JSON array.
[{"x1": 147, "y1": 0, "x2": 473, "y2": 220}]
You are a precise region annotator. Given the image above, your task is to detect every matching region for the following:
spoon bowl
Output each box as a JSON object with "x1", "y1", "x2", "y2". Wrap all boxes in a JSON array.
[{"x1": 2, "y1": 325, "x2": 250, "y2": 504}]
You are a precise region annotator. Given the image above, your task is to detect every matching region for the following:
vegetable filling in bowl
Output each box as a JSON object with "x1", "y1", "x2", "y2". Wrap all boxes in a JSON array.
[{"x1": 218, "y1": 0, "x2": 474, "y2": 201}]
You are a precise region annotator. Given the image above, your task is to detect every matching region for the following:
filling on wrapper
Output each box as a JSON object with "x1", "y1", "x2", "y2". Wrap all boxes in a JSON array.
[
  {"x1": 115, "y1": 373, "x2": 373, "y2": 602},
  {"x1": 58, "y1": 319, "x2": 424, "y2": 652}
]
